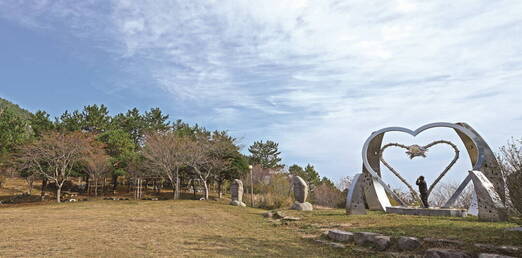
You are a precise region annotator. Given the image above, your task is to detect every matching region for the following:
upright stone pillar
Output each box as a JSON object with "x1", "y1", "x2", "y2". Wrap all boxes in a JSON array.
[
  {"x1": 291, "y1": 175, "x2": 313, "y2": 211},
  {"x1": 230, "y1": 179, "x2": 246, "y2": 207}
]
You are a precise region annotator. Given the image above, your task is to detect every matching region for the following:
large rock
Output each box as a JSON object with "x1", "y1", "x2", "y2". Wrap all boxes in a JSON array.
[
  {"x1": 292, "y1": 175, "x2": 309, "y2": 203},
  {"x1": 230, "y1": 179, "x2": 246, "y2": 207},
  {"x1": 398, "y1": 236, "x2": 421, "y2": 251},
  {"x1": 327, "y1": 230, "x2": 354, "y2": 242},
  {"x1": 354, "y1": 232, "x2": 381, "y2": 246},
  {"x1": 424, "y1": 248, "x2": 471, "y2": 258},
  {"x1": 291, "y1": 201, "x2": 313, "y2": 211},
  {"x1": 372, "y1": 235, "x2": 391, "y2": 251}
]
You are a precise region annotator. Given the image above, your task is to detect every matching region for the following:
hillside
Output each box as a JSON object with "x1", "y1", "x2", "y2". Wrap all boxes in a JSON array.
[{"x1": 0, "y1": 97, "x2": 33, "y2": 120}]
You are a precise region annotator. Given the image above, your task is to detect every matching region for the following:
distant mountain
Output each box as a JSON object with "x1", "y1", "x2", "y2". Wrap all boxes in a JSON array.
[{"x1": 0, "y1": 98, "x2": 33, "y2": 120}]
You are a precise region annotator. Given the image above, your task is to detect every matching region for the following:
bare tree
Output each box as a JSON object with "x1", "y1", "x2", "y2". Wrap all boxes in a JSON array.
[
  {"x1": 18, "y1": 131, "x2": 95, "y2": 202},
  {"x1": 84, "y1": 144, "x2": 110, "y2": 197},
  {"x1": 142, "y1": 132, "x2": 187, "y2": 199},
  {"x1": 498, "y1": 137, "x2": 522, "y2": 214},
  {"x1": 429, "y1": 182, "x2": 473, "y2": 208},
  {"x1": 336, "y1": 176, "x2": 352, "y2": 191}
]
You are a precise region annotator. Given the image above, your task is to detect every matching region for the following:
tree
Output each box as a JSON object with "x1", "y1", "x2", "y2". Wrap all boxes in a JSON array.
[
  {"x1": 112, "y1": 108, "x2": 146, "y2": 146},
  {"x1": 248, "y1": 140, "x2": 282, "y2": 169},
  {"x1": 30, "y1": 110, "x2": 54, "y2": 137},
  {"x1": 18, "y1": 131, "x2": 95, "y2": 202},
  {"x1": 336, "y1": 176, "x2": 352, "y2": 191},
  {"x1": 289, "y1": 164, "x2": 305, "y2": 177},
  {"x1": 144, "y1": 108, "x2": 170, "y2": 133},
  {"x1": 498, "y1": 137, "x2": 522, "y2": 214},
  {"x1": 208, "y1": 131, "x2": 241, "y2": 198},
  {"x1": 81, "y1": 104, "x2": 111, "y2": 133},
  {"x1": 142, "y1": 131, "x2": 187, "y2": 199},
  {"x1": 84, "y1": 142, "x2": 111, "y2": 197},
  {"x1": 0, "y1": 107, "x2": 32, "y2": 154},
  {"x1": 97, "y1": 129, "x2": 136, "y2": 192},
  {"x1": 57, "y1": 110, "x2": 83, "y2": 131}
]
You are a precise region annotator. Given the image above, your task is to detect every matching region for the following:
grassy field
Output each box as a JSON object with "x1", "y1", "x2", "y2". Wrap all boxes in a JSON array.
[
  {"x1": 1, "y1": 200, "x2": 521, "y2": 257},
  {"x1": 0, "y1": 200, "x2": 369, "y2": 257},
  {"x1": 1, "y1": 177, "x2": 521, "y2": 257}
]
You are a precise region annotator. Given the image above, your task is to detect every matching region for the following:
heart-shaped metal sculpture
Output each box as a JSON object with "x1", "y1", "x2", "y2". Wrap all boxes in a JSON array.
[
  {"x1": 379, "y1": 140, "x2": 460, "y2": 204},
  {"x1": 360, "y1": 122, "x2": 487, "y2": 209}
]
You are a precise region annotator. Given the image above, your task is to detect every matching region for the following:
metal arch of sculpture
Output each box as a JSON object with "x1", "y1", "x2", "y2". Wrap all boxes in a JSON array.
[{"x1": 346, "y1": 122, "x2": 508, "y2": 221}]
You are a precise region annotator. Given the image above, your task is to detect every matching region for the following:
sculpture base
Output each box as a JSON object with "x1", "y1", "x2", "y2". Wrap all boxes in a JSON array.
[
  {"x1": 291, "y1": 202, "x2": 313, "y2": 211},
  {"x1": 230, "y1": 200, "x2": 246, "y2": 207},
  {"x1": 386, "y1": 206, "x2": 467, "y2": 217}
]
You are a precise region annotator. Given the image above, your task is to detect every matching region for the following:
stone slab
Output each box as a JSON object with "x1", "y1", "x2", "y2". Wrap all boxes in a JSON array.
[
  {"x1": 386, "y1": 206, "x2": 467, "y2": 217},
  {"x1": 327, "y1": 230, "x2": 354, "y2": 242}
]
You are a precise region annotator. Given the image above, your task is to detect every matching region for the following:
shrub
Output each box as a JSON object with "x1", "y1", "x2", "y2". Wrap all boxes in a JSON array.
[
  {"x1": 245, "y1": 173, "x2": 292, "y2": 209},
  {"x1": 312, "y1": 183, "x2": 344, "y2": 208}
]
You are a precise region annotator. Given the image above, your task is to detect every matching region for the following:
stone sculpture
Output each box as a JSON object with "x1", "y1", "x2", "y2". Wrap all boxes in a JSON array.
[
  {"x1": 230, "y1": 179, "x2": 246, "y2": 207},
  {"x1": 291, "y1": 175, "x2": 313, "y2": 211},
  {"x1": 346, "y1": 122, "x2": 508, "y2": 221}
]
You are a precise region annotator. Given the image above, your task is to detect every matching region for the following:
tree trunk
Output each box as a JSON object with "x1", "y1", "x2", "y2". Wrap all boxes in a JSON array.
[
  {"x1": 94, "y1": 177, "x2": 98, "y2": 197},
  {"x1": 56, "y1": 184, "x2": 62, "y2": 203},
  {"x1": 86, "y1": 176, "x2": 90, "y2": 196},
  {"x1": 28, "y1": 180, "x2": 33, "y2": 195},
  {"x1": 202, "y1": 179, "x2": 209, "y2": 200},
  {"x1": 112, "y1": 174, "x2": 118, "y2": 194},
  {"x1": 40, "y1": 178, "x2": 47, "y2": 200},
  {"x1": 191, "y1": 179, "x2": 197, "y2": 199},
  {"x1": 175, "y1": 168, "x2": 180, "y2": 200},
  {"x1": 218, "y1": 180, "x2": 223, "y2": 199}
]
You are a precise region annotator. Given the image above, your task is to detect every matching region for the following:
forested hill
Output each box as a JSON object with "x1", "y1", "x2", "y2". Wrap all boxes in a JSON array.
[{"x1": 0, "y1": 98, "x2": 33, "y2": 120}]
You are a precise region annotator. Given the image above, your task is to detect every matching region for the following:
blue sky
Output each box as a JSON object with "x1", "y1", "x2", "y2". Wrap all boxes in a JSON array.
[{"x1": 1, "y1": 1, "x2": 522, "y2": 188}]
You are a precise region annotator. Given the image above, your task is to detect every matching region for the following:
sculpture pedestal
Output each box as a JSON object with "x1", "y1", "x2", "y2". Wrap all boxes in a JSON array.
[
  {"x1": 386, "y1": 206, "x2": 467, "y2": 217},
  {"x1": 230, "y1": 200, "x2": 246, "y2": 207}
]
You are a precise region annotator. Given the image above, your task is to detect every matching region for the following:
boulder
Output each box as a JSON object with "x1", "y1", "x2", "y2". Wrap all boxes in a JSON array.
[
  {"x1": 230, "y1": 179, "x2": 246, "y2": 207},
  {"x1": 291, "y1": 201, "x2": 313, "y2": 211},
  {"x1": 354, "y1": 232, "x2": 381, "y2": 246},
  {"x1": 424, "y1": 248, "x2": 471, "y2": 258},
  {"x1": 398, "y1": 236, "x2": 422, "y2": 251},
  {"x1": 372, "y1": 235, "x2": 391, "y2": 251},
  {"x1": 327, "y1": 230, "x2": 354, "y2": 242},
  {"x1": 292, "y1": 175, "x2": 309, "y2": 203}
]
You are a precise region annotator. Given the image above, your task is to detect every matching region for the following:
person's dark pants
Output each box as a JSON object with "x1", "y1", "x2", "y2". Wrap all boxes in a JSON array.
[{"x1": 420, "y1": 193, "x2": 429, "y2": 208}]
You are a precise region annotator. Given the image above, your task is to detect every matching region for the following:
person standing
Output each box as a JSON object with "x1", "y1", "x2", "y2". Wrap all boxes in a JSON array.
[{"x1": 416, "y1": 176, "x2": 429, "y2": 208}]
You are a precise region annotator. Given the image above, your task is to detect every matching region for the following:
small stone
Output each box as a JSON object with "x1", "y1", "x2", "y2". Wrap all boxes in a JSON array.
[
  {"x1": 274, "y1": 211, "x2": 286, "y2": 219},
  {"x1": 263, "y1": 211, "x2": 274, "y2": 218},
  {"x1": 314, "y1": 239, "x2": 345, "y2": 248},
  {"x1": 327, "y1": 230, "x2": 354, "y2": 242},
  {"x1": 478, "y1": 254, "x2": 515, "y2": 258},
  {"x1": 424, "y1": 248, "x2": 471, "y2": 258},
  {"x1": 281, "y1": 216, "x2": 301, "y2": 221},
  {"x1": 505, "y1": 227, "x2": 522, "y2": 232},
  {"x1": 398, "y1": 236, "x2": 422, "y2": 251}
]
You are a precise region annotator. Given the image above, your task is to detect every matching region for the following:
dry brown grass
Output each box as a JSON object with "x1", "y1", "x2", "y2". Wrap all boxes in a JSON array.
[{"x1": 0, "y1": 200, "x2": 367, "y2": 257}]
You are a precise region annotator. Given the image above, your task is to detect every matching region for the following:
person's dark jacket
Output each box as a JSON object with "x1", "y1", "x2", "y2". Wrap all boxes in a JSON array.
[{"x1": 416, "y1": 178, "x2": 427, "y2": 194}]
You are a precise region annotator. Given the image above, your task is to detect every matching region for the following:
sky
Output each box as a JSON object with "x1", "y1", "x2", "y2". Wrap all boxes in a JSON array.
[{"x1": 1, "y1": 0, "x2": 521, "y2": 190}]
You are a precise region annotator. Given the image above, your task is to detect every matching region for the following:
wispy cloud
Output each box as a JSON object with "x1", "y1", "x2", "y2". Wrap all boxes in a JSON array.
[{"x1": 2, "y1": 0, "x2": 522, "y2": 183}]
